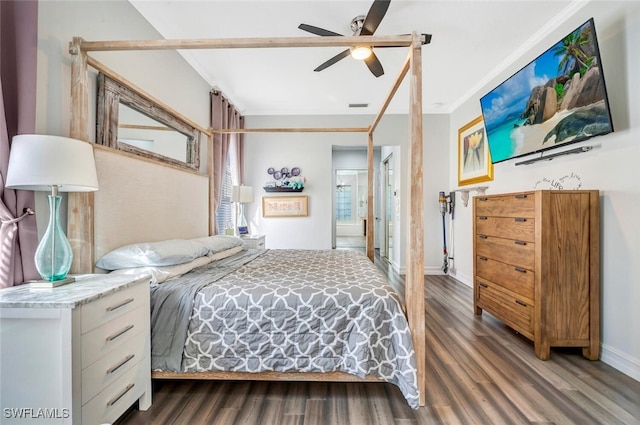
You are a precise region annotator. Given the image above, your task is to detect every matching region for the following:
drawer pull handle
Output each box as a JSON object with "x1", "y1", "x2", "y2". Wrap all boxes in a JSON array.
[
  {"x1": 515, "y1": 300, "x2": 527, "y2": 307},
  {"x1": 514, "y1": 218, "x2": 527, "y2": 222},
  {"x1": 106, "y1": 298, "x2": 134, "y2": 312},
  {"x1": 479, "y1": 235, "x2": 488, "y2": 239},
  {"x1": 107, "y1": 354, "x2": 135, "y2": 375},
  {"x1": 514, "y1": 240, "x2": 526, "y2": 246},
  {"x1": 515, "y1": 194, "x2": 528, "y2": 199},
  {"x1": 106, "y1": 324, "x2": 134, "y2": 342},
  {"x1": 107, "y1": 383, "x2": 135, "y2": 407},
  {"x1": 478, "y1": 216, "x2": 488, "y2": 220},
  {"x1": 514, "y1": 267, "x2": 527, "y2": 273},
  {"x1": 479, "y1": 256, "x2": 488, "y2": 261},
  {"x1": 479, "y1": 283, "x2": 488, "y2": 288}
]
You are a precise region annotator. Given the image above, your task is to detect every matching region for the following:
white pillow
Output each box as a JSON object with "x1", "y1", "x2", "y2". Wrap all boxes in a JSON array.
[
  {"x1": 109, "y1": 246, "x2": 243, "y2": 285},
  {"x1": 207, "y1": 245, "x2": 243, "y2": 261},
  {"x1": 192, "y1": 235, "x2": 245, "y2": 255},
  {"x1": 96, "y1": 239, "x2": 210, "y2": 270},
  {"x1": 110, "y1": 255, "x2": 213, "y2": 285}
]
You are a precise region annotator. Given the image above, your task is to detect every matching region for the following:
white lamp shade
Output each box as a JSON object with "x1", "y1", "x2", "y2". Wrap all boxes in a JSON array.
[
  {"x1": 231, "y1": 185, "x2": 254, "y2": 203},
  {"x1": 6, "y1": 134, "x2": 99, "y2": 192}
]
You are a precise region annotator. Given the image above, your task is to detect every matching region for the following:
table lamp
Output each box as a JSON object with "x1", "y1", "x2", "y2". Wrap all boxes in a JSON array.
[
  {"x1": 6, "y1": 135, "x2": 99, "y2": 285},
  {"x1": 231, "y1": 185, "x2": 253, "y2": 234}
]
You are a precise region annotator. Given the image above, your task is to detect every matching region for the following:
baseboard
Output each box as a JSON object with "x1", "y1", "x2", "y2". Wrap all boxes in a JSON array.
[
  {"x1": 387, "y1": 259, "x2": 403, "y2": 275},
  {"x1": 425, "y1": 266, "x2": 445, "y2": 275},
  {"x1": 423, "y1": 268, "x2": 474, "y2": 285},
  {"x1": 449, "y1": 270, "x2": 473, "y2": 287},
  {"x1": 600, "y1": 344, "x2": 640, "y2": 383}
]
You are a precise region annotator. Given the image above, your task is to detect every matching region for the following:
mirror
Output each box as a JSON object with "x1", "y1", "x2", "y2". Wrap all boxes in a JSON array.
[{"x1": 96, "y1": 73, "x2": 201, "y2": 170}]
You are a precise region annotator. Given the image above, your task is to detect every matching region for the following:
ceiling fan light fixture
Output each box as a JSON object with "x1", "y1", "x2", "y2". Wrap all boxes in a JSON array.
[{"x1": 350, "y1": 46, "x2": 372, "y2": 60}]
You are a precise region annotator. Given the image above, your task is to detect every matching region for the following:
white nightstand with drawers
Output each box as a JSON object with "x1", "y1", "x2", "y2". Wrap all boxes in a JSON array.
[
  {"x1": 0, "y1": 274, "x2": 152, "y2": 424},
  {"x1": 241, "y1": 234, "x2": 266, "y2": 249}
]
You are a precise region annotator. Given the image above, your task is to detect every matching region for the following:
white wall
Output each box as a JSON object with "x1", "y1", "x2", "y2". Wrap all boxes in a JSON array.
[
  {"x1": 36, "y1": 0, "x2": 211, "y2": 233},
  {"x1": 243, "y1": 115, "x2": 385, "y2": 250},
  {"x1": 449, "y1": 1, "x2": 640, "y2": 382},
  {"x1": 243, "y1": 113, "x2": 450, "y2": 275},
  {"x1": 36, "y1": 0, "x2": 210, "y2": 138}
]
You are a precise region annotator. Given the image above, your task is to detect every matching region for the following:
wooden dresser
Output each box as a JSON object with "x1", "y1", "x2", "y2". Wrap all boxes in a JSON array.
[
  {"x1": 0, "y1": 274, "x2": 152, "y2": 424},
  {"x1": 473, "y1": 190, "x2": 599, "y2": 360}
]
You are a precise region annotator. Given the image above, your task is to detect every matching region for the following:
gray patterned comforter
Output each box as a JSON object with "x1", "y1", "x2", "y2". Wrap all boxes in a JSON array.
[{"x1": 151, "y1": 249, "x2": 419, "y2": 408}]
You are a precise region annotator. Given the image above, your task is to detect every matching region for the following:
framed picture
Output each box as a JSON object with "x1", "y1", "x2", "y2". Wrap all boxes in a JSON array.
[
  {"x1": 458, "y1": 116, "x2": 494, "y2": 186},
  {"x1": 262, "y1": 195, "x2": 308, "y2": 217}
]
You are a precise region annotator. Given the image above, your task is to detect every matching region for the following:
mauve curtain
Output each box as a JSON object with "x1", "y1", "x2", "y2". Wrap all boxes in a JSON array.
[
  {"x1": 237, "y1": 115, "x2": 245, "y2": 183},
  {"x1": 0, "y1": 0, "x2": 39, "y2": 288},
  {"x1": 210, "y1": 90, "x2": 243, "y2": 235}
]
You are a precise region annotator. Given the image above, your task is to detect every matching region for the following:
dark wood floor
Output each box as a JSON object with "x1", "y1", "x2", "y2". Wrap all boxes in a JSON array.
[{"x1": 118, "y1": 253, "x2": 640, "y2": 425}]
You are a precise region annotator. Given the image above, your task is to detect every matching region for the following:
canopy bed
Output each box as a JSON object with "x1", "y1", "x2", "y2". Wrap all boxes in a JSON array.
[{"x1": 65, "y1": 32, "x2": 428, "y2": 406}]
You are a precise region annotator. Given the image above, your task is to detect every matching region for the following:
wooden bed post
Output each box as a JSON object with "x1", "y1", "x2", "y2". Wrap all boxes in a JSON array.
[
  {"x1": 207, "y1": 131, "x2": 215, "y2": 235},
  {"x1": 406, "y1": 32, "x2": 426, "y2": 406},
  {"x1": 366, "y1": 132, "x2": 375, "y2": 261},
  {"x1": 68, "y1": 37, "x2": 94, "y2": 274}
]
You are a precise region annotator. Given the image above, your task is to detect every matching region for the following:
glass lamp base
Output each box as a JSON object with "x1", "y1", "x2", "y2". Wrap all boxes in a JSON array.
[
  {"x1": 29, "y1": 276, "x2": 76, "y2": 288},
  {"x1": 35, "y1": 195, "x2": 73, "y2": 281}
]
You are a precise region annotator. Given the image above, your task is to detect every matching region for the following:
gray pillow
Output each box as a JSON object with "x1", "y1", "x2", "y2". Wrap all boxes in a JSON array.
[
  {"x1": 192, "y1": 235, "x2": 245, "y2": 255},
  {"x1": 96, "y1": 239, "x2": 210, "y2": 270}
]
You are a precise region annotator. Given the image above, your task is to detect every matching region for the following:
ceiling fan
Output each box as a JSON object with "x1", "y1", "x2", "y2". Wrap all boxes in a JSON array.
[{"x1": 298, "y1": 0, "x2": 392, "y2": 77}]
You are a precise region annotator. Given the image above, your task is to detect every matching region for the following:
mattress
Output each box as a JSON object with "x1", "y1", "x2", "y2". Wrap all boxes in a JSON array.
[{"x1": 150, "y1": 249, "x2": 419, "y2": 408}]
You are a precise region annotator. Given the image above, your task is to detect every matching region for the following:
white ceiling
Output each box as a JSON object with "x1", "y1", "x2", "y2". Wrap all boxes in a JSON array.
[{"x1": 129, "y1": 0, "x2": 579, "y2": 116}]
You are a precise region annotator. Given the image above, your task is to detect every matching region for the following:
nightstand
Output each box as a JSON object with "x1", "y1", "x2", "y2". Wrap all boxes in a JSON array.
[
  {"x1": 241, "y1": 234, "x2": 266, "y2": 249},
  {"x1": 0, "y1": 274, "x2": 152, "y2": 424}
]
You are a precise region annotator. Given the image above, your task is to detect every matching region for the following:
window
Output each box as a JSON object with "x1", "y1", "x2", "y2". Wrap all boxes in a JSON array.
[
  {"x1": 215, "y1": 154, "x2": 234, "y2": 234},
  {"x1": 335, "y1": 185, "x2": 352, "y2": 221}
]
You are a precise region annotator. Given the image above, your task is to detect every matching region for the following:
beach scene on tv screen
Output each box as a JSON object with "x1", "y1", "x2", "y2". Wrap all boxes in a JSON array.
[{"x1": 480, "y1": 19, "x2": 613, "y2": 163}]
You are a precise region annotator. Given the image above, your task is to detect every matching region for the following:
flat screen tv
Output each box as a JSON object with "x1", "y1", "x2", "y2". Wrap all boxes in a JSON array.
[{"x1": 480, "y1": 18, "x2": 613, "y2": 164}]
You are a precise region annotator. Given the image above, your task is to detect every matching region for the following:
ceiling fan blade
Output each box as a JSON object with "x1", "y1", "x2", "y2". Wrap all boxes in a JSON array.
[
  {"x1": 314, "y1": 49, "x2": 351, "y2": 72},
  {"x1": 298, "y1": 24, "x2": 343, "y2": 37},
  {"x1": 364, "y1": 52, "x2": 384, "y2": 77},
  {"x1": 361, "y1": 0, "x2": 391, "y2": 36}
]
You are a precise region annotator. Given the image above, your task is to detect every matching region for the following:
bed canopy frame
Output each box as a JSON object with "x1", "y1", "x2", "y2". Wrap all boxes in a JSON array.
[{"x1": 66, "y1": 32, "x2": 427, "y2": 405}]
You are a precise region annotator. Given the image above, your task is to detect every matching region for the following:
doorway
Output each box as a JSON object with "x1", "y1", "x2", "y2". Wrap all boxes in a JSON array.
[{"x1": 334, "y1": 169, "x2": 367, "y2": 251}]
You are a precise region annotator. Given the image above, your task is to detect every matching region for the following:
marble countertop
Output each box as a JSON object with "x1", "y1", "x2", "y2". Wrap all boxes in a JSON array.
[{"x1": 0, "y1": 274, "x2": 151, "y2": 309}]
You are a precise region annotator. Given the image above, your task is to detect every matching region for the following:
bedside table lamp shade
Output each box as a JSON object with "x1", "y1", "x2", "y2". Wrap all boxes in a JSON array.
[
  {"x1": 6, "y1": 135, "x2": 99, "y2": 282},
  {"x1": 231, "y1": 185, "x2": 253, "y2": 229}
]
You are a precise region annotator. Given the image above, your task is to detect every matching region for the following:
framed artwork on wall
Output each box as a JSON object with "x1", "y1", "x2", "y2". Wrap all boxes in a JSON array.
[
  {"x1": 262, "y1": 195, "x2": 308, "y2": 217},
  {"x1": 458, "y1": 115, "x2": 493, "y2": 186}
]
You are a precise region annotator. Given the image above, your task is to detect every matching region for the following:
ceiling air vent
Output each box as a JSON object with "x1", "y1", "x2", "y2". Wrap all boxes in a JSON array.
[{"x1": 348, "y1": 103, "x2": 369, "y2": 108}]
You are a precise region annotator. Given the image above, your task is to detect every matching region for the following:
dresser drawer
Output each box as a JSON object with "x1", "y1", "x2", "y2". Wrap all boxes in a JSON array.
[
  {"x1": 82, "y1": 360, "x2": 148, "y2": 425},
  {"x1": 475, "y1": 193, "x2": 535, "y2": 218},
  {"x1": 82, "y1": 305, "x2": 147, "y2": 368},
  {"x1": 476, "y1": 235, "x2": 534, "y2": 270},
  {"x1": 475, "y1": 216, "x2": 535, "y2": 243},
  {"x1": 82, "y1": 332, "x2": 146, "y2": 404},
  {"x1": 476, "y1": 256, "x2": 534, "y2": 299},
  {"x1": 477, "y1": 278, "x2": 533, "y2": 336},
  {"x1": 81, "y1": 281, "x2": 147, "y2": 334}
]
